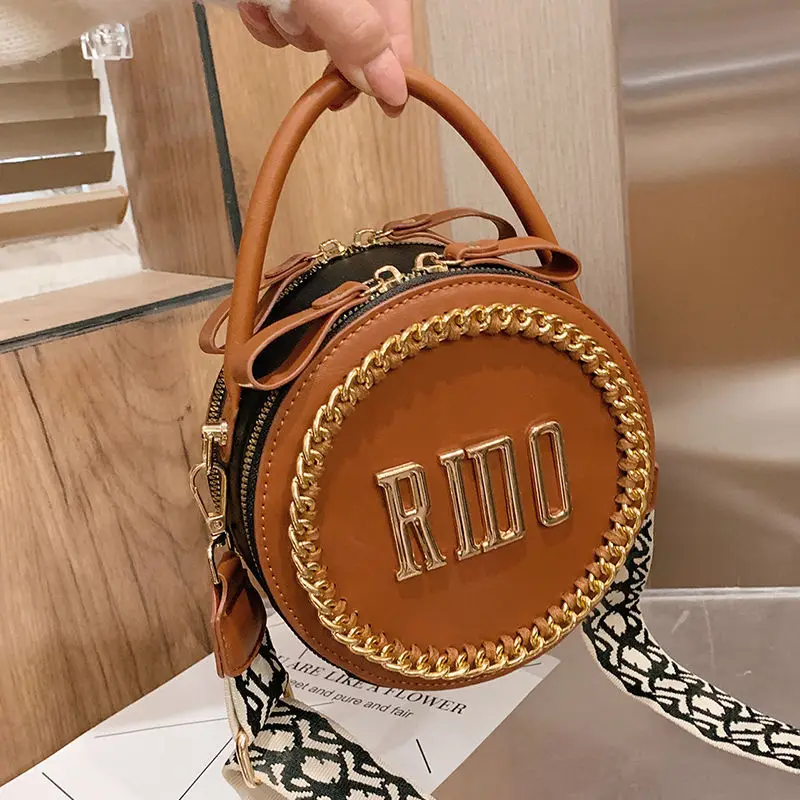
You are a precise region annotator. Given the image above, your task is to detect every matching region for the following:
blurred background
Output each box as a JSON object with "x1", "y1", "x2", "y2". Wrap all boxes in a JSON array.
[{"x1": 619, "y1": 0, "x2": 800, "y2": 587}]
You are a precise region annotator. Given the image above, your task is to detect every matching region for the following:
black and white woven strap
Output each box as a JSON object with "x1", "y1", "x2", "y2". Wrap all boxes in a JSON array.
[
  {"x1": 583, "y1": 513, "x2": 800, "y2": 774},
  {"x1": 223, "y1": 513, "x2": 800, "y2": 797},
  {"x1": 222, "y1": 636, "x2": 432, "y2": 799}
]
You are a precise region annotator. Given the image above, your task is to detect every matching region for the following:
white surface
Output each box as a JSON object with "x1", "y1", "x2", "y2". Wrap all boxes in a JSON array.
[{"x1": 1, "y1": 614, "x2": 557, "y2": 799}]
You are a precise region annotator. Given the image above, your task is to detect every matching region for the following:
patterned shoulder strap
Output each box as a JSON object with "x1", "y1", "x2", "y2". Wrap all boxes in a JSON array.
[
  {"x1": 223, "y1": 513, "x2": 800, "y2": 797},
  {"x1": 222, "y1": 634, "x2": 431, "y2": 799},
  {"x1": 583, "y1": 513, "x2": 800, "y2": 774}
]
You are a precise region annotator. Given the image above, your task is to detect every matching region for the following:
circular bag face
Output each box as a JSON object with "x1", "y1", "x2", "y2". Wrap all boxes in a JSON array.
[{"x1": 255, "y1": 273, "x2": 654, "y2": 689}]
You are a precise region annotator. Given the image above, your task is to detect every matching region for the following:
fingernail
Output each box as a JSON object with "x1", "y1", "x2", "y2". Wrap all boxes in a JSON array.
[
  {"x1": 270, "y1": 8, "x2": 306, "y2": 37},
  {"x1": 362, "y1": 48, "x2": 408, "y2": 108}
]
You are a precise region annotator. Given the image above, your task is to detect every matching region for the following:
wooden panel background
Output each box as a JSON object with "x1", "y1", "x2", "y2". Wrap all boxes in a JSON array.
[
  {"x1": 424, "y1": 0, "x2": 632, "y2": 341},
  {"x1": 0, "y1": 302, "x2": 221, "y2": 784},
  {"x1": 204, "y1": 0, "x2": 446, "y2": 268},
  {"x1": 105, "y1": 5, "x2": 236, "y2": 278},
  {"x1": 0, "y1": 274, "x2": 226, "y2": 344}
]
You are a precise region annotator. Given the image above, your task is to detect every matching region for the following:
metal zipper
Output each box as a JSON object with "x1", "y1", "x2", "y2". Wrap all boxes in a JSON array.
[
  {"x1": 201, "y1": 231, "x2": 390, "y2": 566},
  {"x1": 274, "y1": 239, "x2": 450, "y2": 306},
  {"x1": 274, "y1": 230, "x2": 395, "y2": 304},
  {"x1": 238, "y1": 390, "x2": 280, "y2": 534},
  {"x1": 205, "y1": 372, "x2": 227, "y2": 504},
  {"x1": 207, "y1": 372, "x2": 226, "y2": 424}
]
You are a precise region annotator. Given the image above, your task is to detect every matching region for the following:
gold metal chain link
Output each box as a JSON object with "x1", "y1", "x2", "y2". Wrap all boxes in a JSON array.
[{"x1": 287, "y1": 304, "x2": 652, "y2": 681}]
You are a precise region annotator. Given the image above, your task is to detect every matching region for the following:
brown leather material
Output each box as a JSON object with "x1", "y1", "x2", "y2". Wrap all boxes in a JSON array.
[
  {"x1": 199, "y1": 252, "x2": 315, "y2": 356},
  {"x1": 222, "y1": 68, "x2": 577, "y2": 412},
  {"x1": 230, "y1": 281, "x2": 366, "y2": 390},
  {"x1": 210, "y1": 552, "x2": 267, "y2": 678},
  {"x1": 384, "y1": 208, "x2": 517, "y2": 242},
  {"x1": 447, "y1": 237, "x2": 582, "y2": 283},
  {"x1": 651, "y1": 462, "x2": 659, "y2": 509},
  {"x1": 252, "y1": 273, "x2": 655, "y2": 689}
]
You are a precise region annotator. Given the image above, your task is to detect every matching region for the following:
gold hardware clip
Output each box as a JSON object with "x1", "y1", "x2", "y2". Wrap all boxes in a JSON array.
[
  {"x1": 363, "y1": 264, "x2": 405, "y2": 296},
  {"x1": 190, "y1": 422, "x2": 230, "y2": 584},
  {"x1": 235, "y1": 730, "x2": 260, "y2": 789},
  {"x1": 315, "y1": 239, "x2": 348, "y2": 263},
  {"x1": 352, "y1": 228, "x2": 388, "y2": 249},
  {"x1": 413, "y1": 251, "x2": 462, "y2": 273}
]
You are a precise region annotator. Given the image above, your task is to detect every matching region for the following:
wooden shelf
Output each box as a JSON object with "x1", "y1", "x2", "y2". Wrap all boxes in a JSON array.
[
  {"x1": 0, "y1": 78, "x2": 100, "y2": 123},
  {"x1": 0, "y1": 187, "x2": 128, "y2": 243},
  {"x1": 0, "y1": 116, "x2": 107, "y2": 160},
  {"x1": 0, "y1": 151, "x2": 114, "y2": 195},
  {"x1": 0, "y1": 271, "x2": 230, "y2": 351}
]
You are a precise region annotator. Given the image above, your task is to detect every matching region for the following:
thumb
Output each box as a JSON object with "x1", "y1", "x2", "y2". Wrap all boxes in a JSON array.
[{"x1": 294, "y1": 0, "x2": 408, "y2": 108}]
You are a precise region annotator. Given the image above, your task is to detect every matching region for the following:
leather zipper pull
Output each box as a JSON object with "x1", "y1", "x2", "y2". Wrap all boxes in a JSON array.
[
  {"x1": 230, "y1": 281, "x2": 366, "y2": 390},
  {"x1": 384, "y1": 207, "x2": 518, "y2": 242},
  {"x1": 199, "y1": 252, "x2": 315, "y2": 355},
  {"x1": 443, "y1": 237, "x2": 582, "y2": 284}
]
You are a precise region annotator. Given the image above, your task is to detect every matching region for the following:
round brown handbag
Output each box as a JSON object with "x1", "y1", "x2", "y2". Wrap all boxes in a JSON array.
[
  {"x1": 194, "y1": 67, "x2": 655, "y2": 693},
  {"x1": 194, "y1": 70, "x2": 800, "y2": 799}
]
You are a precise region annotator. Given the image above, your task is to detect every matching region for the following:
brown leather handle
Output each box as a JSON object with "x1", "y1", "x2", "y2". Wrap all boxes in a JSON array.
[{"x1": 224, "y1": 68, "x2": 565, "y2": 391}]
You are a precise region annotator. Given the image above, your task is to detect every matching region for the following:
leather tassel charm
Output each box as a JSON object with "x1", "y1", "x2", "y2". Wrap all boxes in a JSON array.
[{"x1": 210, "y1": 552, "x2": 267, "y2": 678}]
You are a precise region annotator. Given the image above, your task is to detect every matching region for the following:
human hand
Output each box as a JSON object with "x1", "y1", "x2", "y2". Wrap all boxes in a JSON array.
[{"x1": 237, "y1": 0, "x2": 412, "y2": 112}]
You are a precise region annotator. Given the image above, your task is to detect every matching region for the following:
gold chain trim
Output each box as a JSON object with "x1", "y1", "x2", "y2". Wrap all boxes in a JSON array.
[{"x1": 288, "y1": 304, "x2": 652, "y2": 681}]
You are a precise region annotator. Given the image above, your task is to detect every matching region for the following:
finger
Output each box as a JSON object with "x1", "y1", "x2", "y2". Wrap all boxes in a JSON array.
[
  {"x1": 238, "y1": 3, "x2": 288, "y2": 48},
  {"x1": 322, "y1": 62, "x2": 360, "y2": 111},
  {"x1": 294, "y1": 0, "x2": 408, "y2": 107},
  {"x1": 268, "y1": 7, "x2": 325, "y2": 52},
  {"x1": 371, "y1": 0, "x2": 413, "y2": 66}
]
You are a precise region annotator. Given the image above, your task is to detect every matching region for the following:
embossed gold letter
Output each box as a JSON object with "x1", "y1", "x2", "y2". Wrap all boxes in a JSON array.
[
  {"x1": 439, "y1": 449, "x2": 481, "y2": 561},
  {"x1": 465, "y1": 436, "x2": 526, "y2": 552},
  {"x1": 528, "y1": 421, "x2": 572, "y2": 527},
  {"x1": 376, "y1": 463, "x2": 447, "y2": 581}
]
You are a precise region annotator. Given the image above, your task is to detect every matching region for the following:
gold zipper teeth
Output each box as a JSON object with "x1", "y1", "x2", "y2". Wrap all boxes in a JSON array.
[
  {"x1": 205, "y1": 375, "x2": 227, "y2": 503},
  {"x1": 239, "y1": 394, "x2": 278, "y2": 516},
  {"x1": 207, "y1": 375, "x2": 226, "y2": 423}
]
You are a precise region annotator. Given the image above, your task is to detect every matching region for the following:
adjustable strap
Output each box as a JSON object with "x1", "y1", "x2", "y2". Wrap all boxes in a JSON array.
[
  {"x1": 223, "y1": 513, "x2": 800, "y2": 797},
  {"x1": 583, "y1": 513, "x2": 800, "y2": 774},
  {"x1": 222, "y1": 636, "x2": 432, "y2": 799}
]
